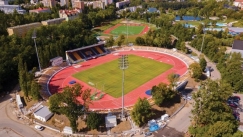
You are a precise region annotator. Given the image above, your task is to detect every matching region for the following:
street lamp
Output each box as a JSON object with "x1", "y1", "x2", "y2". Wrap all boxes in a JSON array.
[
  {"x1": 32, "y1": 29, "x2": 42, "y2": 72},
  {"x1": 118, "y1": 55, "x2": 129, "y2": 119}
]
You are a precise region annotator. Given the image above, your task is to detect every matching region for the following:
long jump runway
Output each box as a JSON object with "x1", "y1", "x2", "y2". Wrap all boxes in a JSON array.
[{"x1": 48, "y1": 50, "x2": 188, "y2": 110}]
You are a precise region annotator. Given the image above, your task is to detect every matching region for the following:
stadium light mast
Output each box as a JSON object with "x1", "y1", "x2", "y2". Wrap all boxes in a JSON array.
[
  {"x1": 126, "y1": 17, "x2": 128, "y2": 46},
  {"x1": 118, "y1": 55, "x2": 129, "y2": 119},
  {"x1": 32, "y1": 29, "x2": 42, "y2": 72}
]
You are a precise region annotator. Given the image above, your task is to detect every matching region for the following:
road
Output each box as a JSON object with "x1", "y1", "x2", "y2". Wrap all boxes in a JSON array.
[
  {"x1": 0, "y1": 93, "x2": 60, "y2": 137},
  {"x1": 167, "y1": 101, "x2": 192, "y2": 133},
  {"x1": 185, "y1": 42, "x2": 221, "y2": 80}
]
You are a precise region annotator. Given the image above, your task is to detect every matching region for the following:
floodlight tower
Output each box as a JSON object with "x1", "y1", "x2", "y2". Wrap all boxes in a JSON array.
[
  {"x1": 126, "y1": 17, "x2": 128, "y2": 46},
  {"x1": 32, "y1": 29, "x2": 42, "y2": 72},
  {"x1": 118, "y1": 55, "x2": 129, "y2": 119}
]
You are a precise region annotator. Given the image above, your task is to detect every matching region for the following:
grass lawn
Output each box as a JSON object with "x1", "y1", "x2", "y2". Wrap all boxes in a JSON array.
[
  {"x1": 73, "y1": 55, "x2": 172, "y2": 98},
  {"x1": 111, "y1": 25, "x2": 145, "y2": 35}
]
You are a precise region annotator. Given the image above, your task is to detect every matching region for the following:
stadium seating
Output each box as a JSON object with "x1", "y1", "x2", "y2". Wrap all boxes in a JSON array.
[{"x1": 66, "y1": 43, "x2": 108, "y2": 64}]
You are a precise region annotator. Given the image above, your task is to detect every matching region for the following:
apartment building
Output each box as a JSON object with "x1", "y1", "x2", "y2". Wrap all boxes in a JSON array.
[
  {"x1": 73, "y1": 0, "x2": 84, "y2": 9},
  {"x1": 7, "y1": 22, "x2": 42, "y2": 37},
  {"x1": 116, "y1": 0, "x2": 130, "y2": 9},
  {"x1": 93, "y1": 1, "x2": 105, "y2": 9},
  {"x1": 29, "y1": 8, "x2": 51, "y2": 14},
  {"x1": 41, "y1": 18, "x2": 65, "y2": 25},
  {"x1": 59, "y1": 9, "x2": 81, "y2": 21}
]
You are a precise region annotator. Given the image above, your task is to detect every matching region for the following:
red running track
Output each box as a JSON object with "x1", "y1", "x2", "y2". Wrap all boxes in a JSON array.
[{"x1": 48, "y1": 51, "x2": 188, "y2": 110}]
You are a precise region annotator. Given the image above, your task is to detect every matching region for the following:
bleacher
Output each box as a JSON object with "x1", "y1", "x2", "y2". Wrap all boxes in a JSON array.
[{"x1": 66, "y1": 42, "x2": 108, "y2": 64}]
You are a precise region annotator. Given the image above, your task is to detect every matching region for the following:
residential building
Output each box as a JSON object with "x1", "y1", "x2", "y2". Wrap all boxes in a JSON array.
[
  {"x1": 116, "y1": 0, "x2": 130, "y2": 9},
  {"x1": 101, "y1": 0, "x2": 113, "y2": 6},
  {"x1": 73, "y1": 0, "x2": 84, "y2": 9},
  {"x1": 93, "y1": 1, "x2": 104, "y2": 9},
  {"x1": 59, "y1": 9, "x2": 81, "y2": 21},
  {"x1": 231, "y1": 40, "x2": 243, "y2": 57},
  {"x1": 34, "y1": 106, "x2": 53, "y2": 122},
  {"x1": 41, "y1": 18, "x2": 65, "y2": 25},
  {"x1": 7, "y1": 22, "x2": 42, "y2": 37},
  {"x1": 60, "y1": 0, "x2": 69, "y2": 7},
  {"x1": 233, "y1": 0, "x2": 243, "y2": 10},
  {"x1": 0, "y1": 0, "x2": 8, "y2": 5},
  {"x1": 30, "y1": 0, "x2": 38, "y2": 4},
  {"x1": 41, "y1": 0, "x2": 56, "y2": 8},
  {"x1": 29, "y1": 7, "x2": 51, "y2": 14},
  {"x1": 0, "y1": 5, "x2": 26, "y2": 14}
]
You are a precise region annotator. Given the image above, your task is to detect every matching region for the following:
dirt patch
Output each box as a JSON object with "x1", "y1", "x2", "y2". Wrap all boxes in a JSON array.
[
  {"x1": 46, "y1": 114, "x2": 70, "y2": 130},
  {"x1": 151, "y1": 96, "x2": 185, "y2": 118},
  {"x1": 111, "y1": 120, "x2": 131, "y2": 133}
]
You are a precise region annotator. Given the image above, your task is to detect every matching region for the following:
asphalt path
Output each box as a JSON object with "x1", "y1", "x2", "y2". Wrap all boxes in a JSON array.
[
  {"x1": 167, "y1": 101, "x2": 193, "y2": 133},
  {"x1": 185, "y1": 42, "x2": 221, "y2": 80},
  {"x1": 0, "y1": 94, "x2": 60, "y2": 137}
]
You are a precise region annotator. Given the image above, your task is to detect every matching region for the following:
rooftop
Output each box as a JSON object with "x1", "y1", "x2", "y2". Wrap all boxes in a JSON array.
[
  {"x1": 232, "y1": 40, "x2": 243, "y2": 50},
  {"x1": 34, "y1": 106, "x2": 53, "y2": 118}
]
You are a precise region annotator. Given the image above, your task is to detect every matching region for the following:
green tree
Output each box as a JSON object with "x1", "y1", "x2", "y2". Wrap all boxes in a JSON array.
[
  {"x1": 105, "y1": 35, "x2": 114, "y2": 47},
  {"x1": 189, "y1": 80, "x2": 238, "y2": 137},
  {"x1": 189, "y1": 62, "x2": 202, "y2": 79},
  {"x1": 199, "y1": 56, "x2": 207, "y2": 72},
  {"x1": 117, "y1": 34, "x2": 126, "y2": 46},
  {"x1": 49, "y1": 83, "x2": 91, "y2": 132},
  {"x1": 222, "y1": 53, "x2": 243, "y2": 92},
  {"x1": 167, "y1": 73, "x2": 179, "y2": 90},
  {"x1": 86, "y1": 113, "x2": 101, "y2": 130},
  {"x1": 135, "y1": 37, "x2": 145, "y2": 45},
  {"x1": 30, "y1": 80, "x2": 41, "y2": 100},
  {"x1": 151, "y1": 83, "x2": 176, "y2": 106},
  {"x1": 131, "y1": 98, "x2": 153, "y2": 127}
]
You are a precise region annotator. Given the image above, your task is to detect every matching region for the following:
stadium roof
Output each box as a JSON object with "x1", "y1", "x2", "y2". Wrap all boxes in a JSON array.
[{"x1": 66, "y1": 42, "x2": 105, "y2": 52}]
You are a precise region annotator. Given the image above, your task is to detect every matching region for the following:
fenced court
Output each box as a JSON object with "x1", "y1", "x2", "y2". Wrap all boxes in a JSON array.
[
  {"x1": 110, "y1": 25, "x2": 145, "y2": 35},
  {"x1": 72, "y1": 55, "x2": 172, "y2": 98},
  {"x1": 104, "y1": 23, "x2": 149, "y2": 36}
]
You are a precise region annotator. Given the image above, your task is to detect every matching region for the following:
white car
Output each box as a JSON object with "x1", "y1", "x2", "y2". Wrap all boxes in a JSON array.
[{"x1": 35, "y1": 125, "x2": 44, "y2": 131}]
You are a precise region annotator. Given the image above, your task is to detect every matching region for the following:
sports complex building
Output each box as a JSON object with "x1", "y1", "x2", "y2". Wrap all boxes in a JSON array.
[{"x1": 45, "y1": 44, "x2": 195, "y2": 112}]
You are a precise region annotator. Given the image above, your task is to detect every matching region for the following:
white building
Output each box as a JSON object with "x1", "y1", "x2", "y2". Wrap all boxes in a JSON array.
[
  {"x1": 105, "y1": 115, "x2": 117, "y2": 128},
  {"x1": 34, "y1": 106, "x2": 53, "y2": 122},
  {"x1": 16, "y1": 94, "x2": 23, "y2": 108},
  {"x1": 116, "y1": 0, "x2": 130, "y2": 9},
  {"x1": 0, "y1": 5, "x2": 26, "y2": 14},
  {"x1": 63, "y1": 126, "x2": 73, "y2": 134}
]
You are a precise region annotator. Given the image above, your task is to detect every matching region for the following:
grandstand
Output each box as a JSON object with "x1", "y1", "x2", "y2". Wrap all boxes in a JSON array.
[{"x1": 66, "y1": 42, "x2": 108, "y2": 64}]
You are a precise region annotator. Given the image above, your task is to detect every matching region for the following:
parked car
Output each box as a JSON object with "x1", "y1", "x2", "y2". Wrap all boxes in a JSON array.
[
  {"x1": 144, "y1": 132, "x2": 152, "y2": 136},
  {"x1": 35, "y1": 125, "x2": 44, "y2": 131},
  {"x1": 227, "y1": 100, "x2": 238, "y2": 108},
  {"x1": 233, "y1": 113, "x2": 240, "y2": 121},
  {"x1": 228, "y1": 96, "x2": 241, "y2": 103}
]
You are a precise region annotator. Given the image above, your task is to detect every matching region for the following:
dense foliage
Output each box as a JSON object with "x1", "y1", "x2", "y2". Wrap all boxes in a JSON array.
[
  {"x1": 151, "y1": 83, "x2": 176, "y2": 106},
  {"x1": 189, "y1": 62, "x2": 202, "y2": 79},
  {"x1": 49, "y1": 84, "x2": 91, "y2": 132},
  {"x1": 131, "y1": 98, "x2": 153, "y2": 126},
  {"x1": 189, "y1": 80, "x2": 238, "y2": 136},
  {"x1": 218, "y1": 53, "x2": 243, "y2": 92},
  {"x1": 86, "y1": 113, "x2": 101, "y2": 130}
]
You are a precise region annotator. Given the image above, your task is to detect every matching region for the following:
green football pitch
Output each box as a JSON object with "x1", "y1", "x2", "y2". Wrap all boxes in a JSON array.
[
  {"x1": 72, "y1": 55, "x2": 172, "y2": 98},
  {"x1": 110, "y1": 25, "x2": 145, "y2": 35}
]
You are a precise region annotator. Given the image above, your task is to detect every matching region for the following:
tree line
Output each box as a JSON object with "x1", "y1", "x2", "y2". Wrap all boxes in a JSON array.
[{"x1": 0, "y1": 4, "x2": 119, "y2": 94}]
